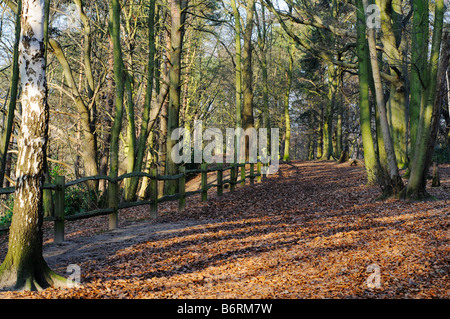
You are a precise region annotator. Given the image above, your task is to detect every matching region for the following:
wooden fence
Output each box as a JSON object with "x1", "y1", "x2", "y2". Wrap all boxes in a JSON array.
[{"x1": 0, "y1": 161, "x2": 268, "y2": 243}]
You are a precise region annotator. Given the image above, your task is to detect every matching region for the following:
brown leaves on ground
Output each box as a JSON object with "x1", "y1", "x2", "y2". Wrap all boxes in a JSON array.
[{"x1": 0, "y1": 161, "x2": 448, "y2": 299}]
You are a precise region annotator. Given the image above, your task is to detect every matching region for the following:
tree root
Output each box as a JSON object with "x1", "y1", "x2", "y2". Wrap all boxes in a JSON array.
[{"x1": 0, "y1": 257, "x2": 77, "y2": 292}]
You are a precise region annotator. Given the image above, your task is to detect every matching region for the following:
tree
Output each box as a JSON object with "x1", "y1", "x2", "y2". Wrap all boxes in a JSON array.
[
  {"x1": 165, "y1": 0, "x2": 188, "y2": 195},
  {"x1": 363, "y1": 0, "x2": 404, "y2": 196},
  {"x1": 231, "y1": 0, "x2": 242, "y2": 133},
  {"x1": 108, "y1": 0, "x2": 126, "y2": 229},
  {"x1": 0, "y1": 0, "x2": 69, "y2": 291},
  {"x1": 405, "y1": 0, "x2": 445, "y2": 199},
  {"x1": 356, "y1": 0, "x2": 378, "y2": 184},
  {"x1": 241, "y1": 0, "x2": 256, "y2": 141},
  {"x1": 0, "y1": 0, "x2": 21, "y2": 188},
  {"x1": 283, "y1": 38, "x2": 294, "y2": 161},
  {"x1": 123, "y1": 0, "x2": 158, "y2": 202}
]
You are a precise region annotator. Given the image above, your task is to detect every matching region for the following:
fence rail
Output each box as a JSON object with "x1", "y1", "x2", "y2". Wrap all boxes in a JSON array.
[{"x1": 0, "y1": 161, "x2": 269, "y2": 242}]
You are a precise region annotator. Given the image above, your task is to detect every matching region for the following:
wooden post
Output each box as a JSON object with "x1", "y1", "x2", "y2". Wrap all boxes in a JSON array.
[
  {"x1": 240, "y1": 163, "x2": 246, "y2": 186},
  {"x1": 217, "y1": 163, "x2": 223, "y2": 196},
  {"x1": 230, "y1": 163, "x2": 236, "y2": 192},
  {"x1": 262, "y1": 162, "x2": 268, "y2": 181},
  {"x1": 257, "y1": 160, "x2": 262, "y2": 183},
  {"x1": 108, "y1": 179, "x2": 119, "y2": 230},
  {"x1": 54, "y1": 175, "x2": 65, "y2": 244},
  {"x1": 432, "y1": 163, "x2": 441, "y2": 187},
  {"x1": 250, "y1": 163, "x2": 255, "y2": 185},
  {"x1": 179, "y1": 166, "x2": 186, "y2": 212},
  {"x1": 201, "y1": 163, "x2": 207, "y2": 202},
  {"x1": 150, "y1": 164, "x2": 158, "y2": 218}
]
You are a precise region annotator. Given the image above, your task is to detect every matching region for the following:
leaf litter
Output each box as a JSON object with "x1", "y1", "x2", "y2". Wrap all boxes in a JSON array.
[{"x1": 0, "y1": 161, "x2": 448, "y2": 298}]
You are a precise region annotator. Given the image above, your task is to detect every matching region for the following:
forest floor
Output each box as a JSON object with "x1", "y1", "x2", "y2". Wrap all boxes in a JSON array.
[{"x1": 0, "y1": 161, "x2": 448, "y2": 299}]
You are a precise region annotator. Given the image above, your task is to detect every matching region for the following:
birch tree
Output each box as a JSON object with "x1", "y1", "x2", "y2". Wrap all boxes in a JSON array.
[{"x1": 0, "y1": 0, "x2": 70, "y2": 291}]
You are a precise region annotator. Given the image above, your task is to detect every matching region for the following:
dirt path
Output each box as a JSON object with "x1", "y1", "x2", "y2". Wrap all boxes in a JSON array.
[{"x1": 0, "y1": 161, "x2": 448, "y2": 298}]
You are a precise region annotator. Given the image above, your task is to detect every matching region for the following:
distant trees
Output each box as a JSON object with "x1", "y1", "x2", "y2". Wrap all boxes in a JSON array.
[{"x1": 265, "y1": 0, "x2": 448, "y2": 198}]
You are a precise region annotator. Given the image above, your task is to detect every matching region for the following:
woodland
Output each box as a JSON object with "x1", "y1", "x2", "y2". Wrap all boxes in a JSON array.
[{"x1": 0, "y1": 0, "x2": 448, "y2": 298}]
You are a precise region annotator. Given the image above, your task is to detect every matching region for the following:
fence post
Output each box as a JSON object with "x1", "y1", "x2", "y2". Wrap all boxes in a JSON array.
[
  {"x1": 257, "y1": 160, "x2": 262, "y2": 183},
  {"x1": 150, "y1": 164, "x2": 158, "y2": 218},
  {"x1": 240, "y1": 163, "x2": 246, "y2": 186},
  {"x1": 262, "y1": 162, "x2": 268, "y2": 181},
  {"x1": 179, "y1": 166, "x2": 186, "y2": 212},
  {"x1": 250, "y1": 163, "x2": 255, "y2": 185},
  {"x1": 108, "y1": 178, "x2": 119, "y2": 230},
  {"x1": 217, "y1": 163, "x2": 223, "y2": 196},
  {"x1": 230, "y1": 163, "x2": 236, "y2": 192},
  {"x1": 54, "y1": 175, "x2": 65, "y2": 243},
  {"x1": 201, "y1": 163, "x2": 207, "y2": 202}
]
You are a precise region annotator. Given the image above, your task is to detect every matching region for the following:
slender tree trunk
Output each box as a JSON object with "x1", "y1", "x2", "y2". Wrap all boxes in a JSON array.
[
  {"x1": 336, "y1": 101, "x2": 343, "y2": 159},
  {"x1": 99, "y1": 35, "x2": 115, "y2": 194},
  {"x1": 255, "y1": 5, "x2": 271, "y2": 149},
  {"x1": 283, "y1": 41, "x2": 293, "y2": 161},
  {"x1": 409, "y1": 0, "x2": 429, "y2": 162},
  {"x1": 231, "y1": 0, "x2": 242, "y2": 130},
  {"x1": 49, "y1": 39, "x2": 99, "y2": 185},
  {"x1": 363, "y1": 0, "x2": 404, "y2": 195},
  {"x1": 165, "y1": 0, "x2": 187, "y2": 195},
  {"x1": 317, "y1": 105, "x2": 324, "y2": 159},
  {"x1": 108, "y1": 0, "x2": 126, "y2": 229},
  {"x1": 0, "y1": 0, "x2": 69, "y2": 291},
  {"x1": 0, "y1": 0, "x2": 21, "y2": 187},
  {"x1": 241, "y1": 0, "x2": 256, "y2": 162},
  {"x1": 322, "y1": 63, "x2": 338, "y2": 160},
  {"x1": 124, "y1": 0, "x2": 158, "y2": 201},
  {"x1": 356, "y1": 0, "x2": 378, "y2": 184},
  {"x1": 242, "y1": 2, "x2": 255, "y2": 132},
  {"x1": 406, "y1": 0, "x2": 445, "y2": 199},
  {"x1": 42, "y1": 0, "x2": 53, "y2": 218},
  {"x1": 375, "y1": 0, "x2": 408, "y2": 169}
]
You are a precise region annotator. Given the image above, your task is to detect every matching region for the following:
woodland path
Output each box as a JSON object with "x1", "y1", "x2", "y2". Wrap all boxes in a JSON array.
[{"x1": 0, "y1": 161, "x2": 448, "y2": 298}]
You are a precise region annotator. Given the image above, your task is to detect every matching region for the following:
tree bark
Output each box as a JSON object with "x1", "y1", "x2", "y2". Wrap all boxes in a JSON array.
[
  {"x1": 283, "y1": 41, "x2": 294, "y2": 161},
  {"x1": 406, "y1": 0, "x2": 445, "y2": 199},
  {"x1": 165, "y1": 0, "x2": 187, "y2": 195},
  {"x1": 356, "y1": 0, "x2": 378, "y2": 184},
  {"x1": 0, "y1": 0, "x2": 21, "y2": 188},
  {"x1": 108, "y1": 0, "x2": 126, "y2": 229},
  {"x1": 49, "y1": 38, "x2": 99, "y2": 185},
  {"x1": 231, "y1": 0, "x2": 242, "y2": 132},
  {"x1": 363, "y1": 0, "x2": 404, "y2": 195},
  {"x1": 375, "y1": 0, "x2": 408, "y2": 168},
  {"x1": 409, "y1": 0, "x2": 429, "y2": 162},
  {"x1": 0, "y1": 0, "x2": 69, "y2": 291}
]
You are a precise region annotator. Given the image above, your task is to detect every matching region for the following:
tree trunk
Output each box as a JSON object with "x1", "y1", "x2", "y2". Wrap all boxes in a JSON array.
[
  {"x1": 231, "y1": 0, "x2": 242, "y2": 132},
  {"x1": 363, "y1": 0, "x2": 404, "y2": 196},
  {"x1": 165, "y1": 0, "x2": 187, "y2": 195},
  {"x1": 356, "y1": 0, "x2": 378, "y2": 184},
  {"x1": 376, "y1": 0, "x2": 408, "y2": 169},
  {"x1": 98, "y1": 35, "x2": 115, "y2": 194},
  {"x1": 409, "y1": 0, "x2": 429, "y2": 162},
  {"x1": 108, "y1": 0, "x2": 126, "y2": 229},
  {"x1": 0, "y1": 0, "x2": 69, "y2": 291},
  {"x1": 322, "y1": 63, "x2": 338, "y2": 160},
  {"x1": 283, "y1": 41, "x2": 293, "y2": 161},
  {"x1": 406, "y1": 0, "x2": 445, "y2": 199},
  {"x1": 0, "y1": 0, "x2": 21, "y2": 188},
  {"x1": 242, "y1": 0, "x2": 256, "y2": 158},
  {"x1": 49, "y1": 38, "x2": 99, "y2": 186}
]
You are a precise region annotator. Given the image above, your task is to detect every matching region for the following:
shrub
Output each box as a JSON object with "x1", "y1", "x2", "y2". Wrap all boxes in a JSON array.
[
  {"x1": 433, "y1": 144, "x2": 450, "y2": 164},
  {"x1": 64, "y1": 186, "x2": 99, "y2": 216},
  {"x1": 0, "y1": 194, "x2": 14, "y2": 227}
]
